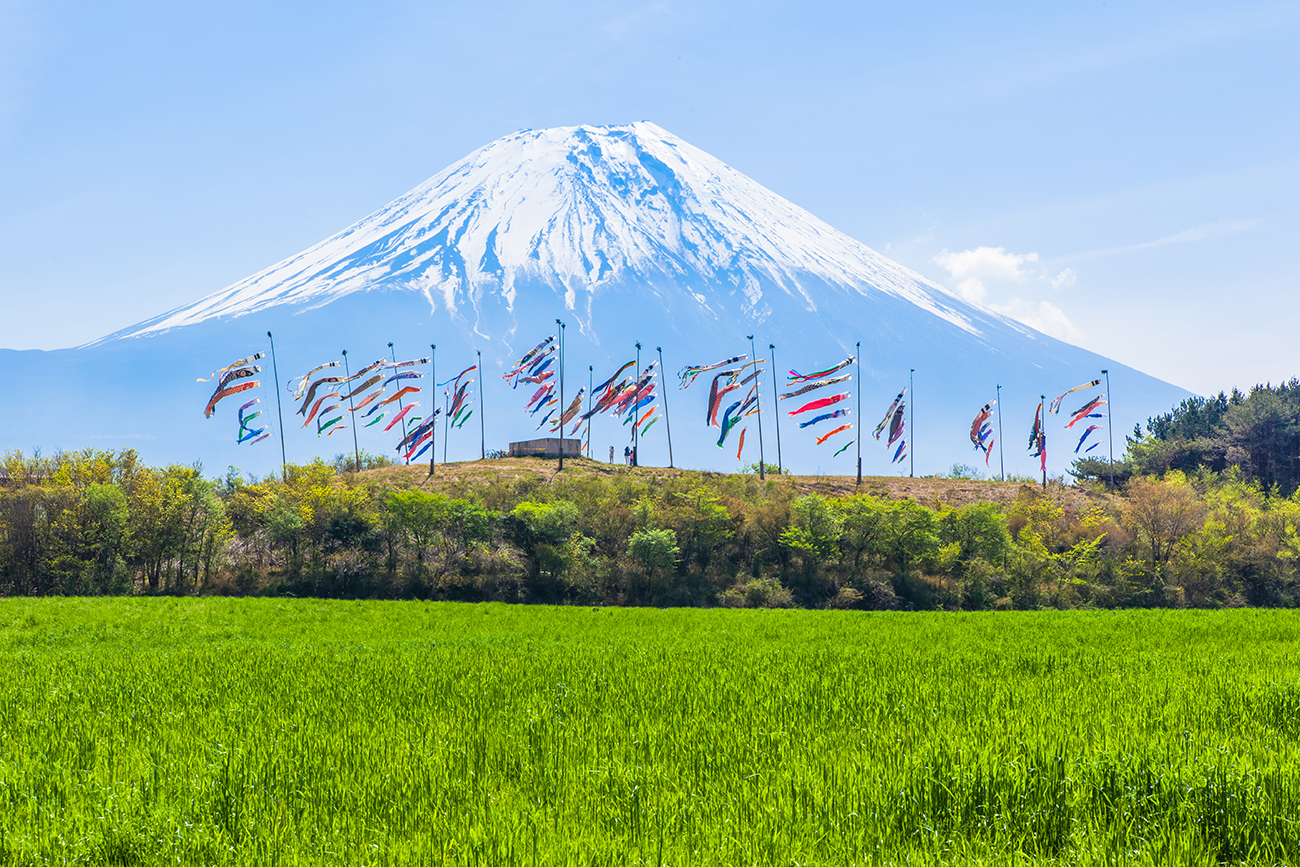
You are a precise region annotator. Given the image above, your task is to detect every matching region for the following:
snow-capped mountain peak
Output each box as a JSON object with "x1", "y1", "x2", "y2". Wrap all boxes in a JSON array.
[{"x1": 100, "y1": 121, "x2": 975, "y2": 342}]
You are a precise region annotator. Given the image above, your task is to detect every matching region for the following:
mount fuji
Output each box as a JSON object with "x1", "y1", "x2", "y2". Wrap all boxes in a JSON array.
[{"x1": 4, "y1": 122, "x2": 1189, "y2": 477}]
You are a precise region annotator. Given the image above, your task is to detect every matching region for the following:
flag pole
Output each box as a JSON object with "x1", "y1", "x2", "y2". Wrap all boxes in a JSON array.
[
  {"x1": 909, "y1": 368, "x2": 915, "y2": 478},
  {"x1": 1041, "y1": 393, "x2": 1048, "y2": 490},
  {"x1": 633, "y1": 341, "x2": 641, "y2": 468},
  {"x1": 341, "y1": 350, "x2": 360, "y2": 473},
  {"x1": 586, "y1": 365, "x2": 593, "y2": 459},
  {"x1": 1102, "y1": 369, "x2": 1114, "y2": 492},
  {"x1": 388, "y1": 342, "x2": 409, "y2": 465},
  {"x1": 769, "y1": 343, "x2": 782, "y2": 473},
  {"x1": 996, "y1": 383, "x2": 1005, "y2": 482},
  {"x1": 266, "y1": 331, "x2": 287, "y2": 482},
  {"x1": 556, "y1": 322, "x2": 565, "y2": 471},
  {"x1": 477, "y1": 350, "x2": 485, "y2": 460},
  {"x1": 442, "y1": 363, "x2": 450, "y2": 466},
  {"x1": 855, "y1": 342, "x2": 862, "y2": 486},
  {"x1": 436, "y1": 343, "x2": 441, "y2": 478},
  {"x1": 657, "y1": 347, "x2": 674, "y2": 469},
  {"x1": 748, "y1": 335, "x2": 765, "y2": 480}
]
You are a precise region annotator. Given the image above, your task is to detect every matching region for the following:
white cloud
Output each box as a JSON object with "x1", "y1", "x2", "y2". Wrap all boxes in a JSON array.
[
  {"x1": 1050, "y1": 267, "x2": 1076, "y2": 289},
  {"x1": 933, "y1": 246, "x2": 1086, "y2": 341},
  {"x1": 933, "y1": 246, "x2": 1039, "y2": 282},
  {"x1": 992, "y1": 297, "x2": 1083, "y2": 343},
  {"x1": 933, "y1": 246, "x2": 1040, "y2": 304}
]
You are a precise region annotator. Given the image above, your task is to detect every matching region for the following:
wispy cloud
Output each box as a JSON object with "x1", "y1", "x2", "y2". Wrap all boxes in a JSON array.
[
  {"x1": 964, "y1": 5, "x2": 1299, "y2": 99},
  {"x1": 601, "y1": 3, "x2": 669, "y2": 38},
  {"x1": 1050, "y1": 267, "x2": 1077, "y2": 289},
  {"x1": 0, "y1": 0, "x2": 45, "y2": 142},
  {"x1": 1057, "y1": 219, "x2": 1261, "y2": 263}
]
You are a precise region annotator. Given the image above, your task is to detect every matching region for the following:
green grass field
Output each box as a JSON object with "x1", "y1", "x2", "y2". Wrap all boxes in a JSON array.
[{"x1": 0, "y1": 601, "x2": 1297, "y2": 865}]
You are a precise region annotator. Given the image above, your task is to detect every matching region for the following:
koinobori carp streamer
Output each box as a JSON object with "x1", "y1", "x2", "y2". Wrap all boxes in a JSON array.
[
  {"x1": 874, "y1": 389, "x2": 907, "y2": 439},
  {"x1": 198, "y1": 352, "x2": 266, "y2": 383},
  {"x1": 678, "y1": 355, "x2": 746, "y2": 389},
  {"x1": 778, "y1": 374, "x2": 851, "y2": 401},
  {"x1": 788, "y1": 392, "x2": 850, "y2": 418},
  {"x1": 1049, "y1": 379, "x2": 1102, "y2": 415},
  {"x1": 205, "y1": 380, "x2": 259, "y2": 419},
  {"x1": 969, "y1": 400, "x2": 996, "y2": 466},
  {"x1": 815, "y1": 423, "x2": 852, "y2": 446},
  {"x1": 787, "y1": 356, "x2": 854, "y2": 384}
]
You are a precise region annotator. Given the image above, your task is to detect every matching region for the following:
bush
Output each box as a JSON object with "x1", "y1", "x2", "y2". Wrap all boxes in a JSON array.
[{"x1": 719, "y1": 577, "x2": 794, "y2": 608}]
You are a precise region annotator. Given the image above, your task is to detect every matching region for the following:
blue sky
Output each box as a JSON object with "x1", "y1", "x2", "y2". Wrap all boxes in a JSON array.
[{"x1": 2, "y1": 0, "x2": 1296, "y2": 397}]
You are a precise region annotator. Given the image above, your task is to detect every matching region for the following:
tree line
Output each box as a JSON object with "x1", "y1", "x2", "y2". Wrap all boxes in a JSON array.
[
  {"x1": 3, "y1": 441, "x2": 1300, "y2": 609},
  {"x1": 1073, "y1": 378, "x2": 1300, "y2": 494}
]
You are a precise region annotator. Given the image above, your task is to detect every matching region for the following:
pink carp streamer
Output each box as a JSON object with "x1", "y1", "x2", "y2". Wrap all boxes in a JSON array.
[
  {"x1": 1067, "y1": 396, "x2": 1106, "y2": 428},
  {"x1": 789, "y1": 392, "x2": 850, "y2": 418}
]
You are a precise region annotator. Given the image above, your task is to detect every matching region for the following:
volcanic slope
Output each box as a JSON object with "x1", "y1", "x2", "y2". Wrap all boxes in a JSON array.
[{"x1": 7, "y1": 122, "x2": 1189, "y2": 476}]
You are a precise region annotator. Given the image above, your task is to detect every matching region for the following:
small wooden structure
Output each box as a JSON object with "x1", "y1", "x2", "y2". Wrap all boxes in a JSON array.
[{"x1": 508, "y1": 437, "x2": 582, "y2": 458}]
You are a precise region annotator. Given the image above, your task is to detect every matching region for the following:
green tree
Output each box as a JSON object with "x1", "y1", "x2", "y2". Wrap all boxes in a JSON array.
[
  {"x1": 511, "y1": 500, "x2": 581, "y2": 587},
  {"x1": 666, "y1": 486, "x2": 735, "y2": 574},
  {"x1": 1121, "y1": 472, "x2": 1205, "y2": 582},
  {"x1": 938, "y1": 502, "x2": 1011, "y2": 565},
  {"x1": 628, "y1": 528, "x2": 679, "y2": 587},
  {"x1": 386, "y1": 490, "x2": 446, "y2": 577},
  {"x1": 780, "y1": 495, "x2": 841, "y2": 582}
]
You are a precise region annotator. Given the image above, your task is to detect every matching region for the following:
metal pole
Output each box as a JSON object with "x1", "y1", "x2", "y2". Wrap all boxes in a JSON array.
[
  {"x1": 855, "y1": 342, "x2": 862, "y2": 486},
  {"x1": 769, "y1": 343, "x2": 782, "y2": 473},
  {"x1": 1041, "y1": 393, "x2": 1047, "y2": 490},
  {"x1": 909, "y1": 368, "x2": 915, "y2": 478},
  {"x1": 586, "y1": 365, "x2": 593, "y2": 459},
  {"x1": 341, "y1": 350, "x2": 360, "y2": 473},
  {"x1": 996, "y1": 383, "x2": 1005, "y2": 482},
  {"x1": 477, "y1": 350, "x2": 485, "y2": 460},
  {"x1": 657, "y1": 347, "x2": 674, "y2": 469},
  {"x1": 442, "y1": 364, "x2": 449, "y2": 466},
  {"x1": 388, "y1": 342, "x2": 409, "y2": 465},
  {"x1": 556, "y1": 321, "x2": 565, "y2": 471},
  {"x1": 436, "y1": 345, "x2": 441, "y2": 478},
  {"x1": 1103, "y1": 368, "x2": 1114, "y2": 492},
  {"x1": 748, "y1": 335, "x2": 765, "y2": 480},
  {"x1": 634, "y1": 341, "x2": 641, "y2": 468},
  {"x1": 266, "y1": 331, "x2": 288, "y2": 482}
]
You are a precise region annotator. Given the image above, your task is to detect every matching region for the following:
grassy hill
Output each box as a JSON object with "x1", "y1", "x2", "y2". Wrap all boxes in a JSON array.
[{"x1": 360, "y1": 454, "x2": 1102, "y2": 512}]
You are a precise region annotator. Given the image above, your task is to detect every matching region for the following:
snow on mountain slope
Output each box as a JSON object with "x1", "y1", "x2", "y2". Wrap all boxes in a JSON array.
[{"x1": 97, "y1": 122, "x2": 980, "y2": 343}]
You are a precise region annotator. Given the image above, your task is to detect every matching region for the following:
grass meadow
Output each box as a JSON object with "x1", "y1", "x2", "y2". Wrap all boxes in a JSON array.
[{"x1": 0, "y1": 600, "x2": 1297, "y2": 865}]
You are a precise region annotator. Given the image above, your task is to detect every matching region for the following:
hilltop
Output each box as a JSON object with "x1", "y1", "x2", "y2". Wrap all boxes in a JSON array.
[{"x1": 355, "y1": 455, "x2": 1102, "y2": 512}]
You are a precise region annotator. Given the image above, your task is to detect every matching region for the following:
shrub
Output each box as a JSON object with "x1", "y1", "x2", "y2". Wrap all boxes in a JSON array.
[{"x1": 719, "y1": 577, "x2": 793, "y2": 608}]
